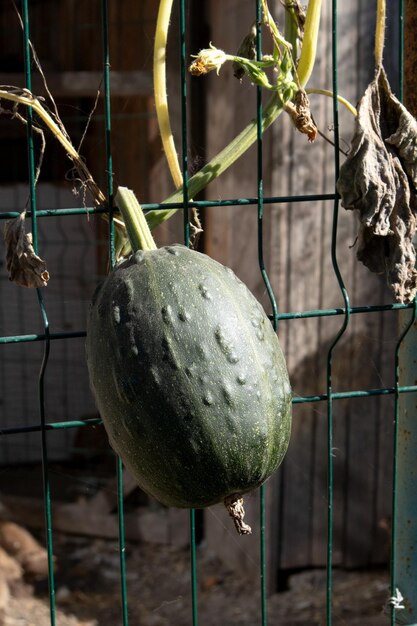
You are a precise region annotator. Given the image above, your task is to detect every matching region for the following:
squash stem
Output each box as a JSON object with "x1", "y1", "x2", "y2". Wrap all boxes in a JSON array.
[
  {"x1": 154, "y1": 0, "x2": 183, "y2": 189},
  {"x1": 224, "y1": 494, "x2": 252, "y2": 535},
  {"x1": 115, "y1": 187, "x2": 157, "y2": 253}
]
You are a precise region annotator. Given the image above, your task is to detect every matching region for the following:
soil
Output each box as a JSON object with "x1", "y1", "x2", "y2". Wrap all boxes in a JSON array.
[
  {"x1": 3, "y1": 534, "x2": 390, "y2": 626},
  {"x1": 0, "y1": 463, "x2": 392, "y2": 625}
]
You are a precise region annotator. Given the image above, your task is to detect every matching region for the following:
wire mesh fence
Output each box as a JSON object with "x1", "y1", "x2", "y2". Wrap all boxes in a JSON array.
[{"x1": 0, "y1": 1, "x2": 417, "y2": 625}]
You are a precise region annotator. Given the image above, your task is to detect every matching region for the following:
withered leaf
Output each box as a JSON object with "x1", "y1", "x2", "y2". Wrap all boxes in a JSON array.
[
  {"x1": 4, "y1": 211, "x2": 49, "y2": 288},
  {"x1": 337, "y1": 67, "x2": 417, "y2": 303}
]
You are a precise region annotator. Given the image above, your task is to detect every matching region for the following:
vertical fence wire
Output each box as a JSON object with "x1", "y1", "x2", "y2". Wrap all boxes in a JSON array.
[
  {"x1": 326, "y1": 2, "x2": 351, "y2": 623},
  {"x1": 390, "y1": 5, "x2": 411, "y2": 623},
  {"x1": 100, "y1": 2, "x2": 129, "y2": 624},
  {"x1": 21, "y1": 2, "x2": 56, "y2": 624},
  {"x1": 178, "y1": 1, "x2": 199, "y2": 623},
  {"x1": 254, "y1": 2, "x2": 275, "y2": 624}
]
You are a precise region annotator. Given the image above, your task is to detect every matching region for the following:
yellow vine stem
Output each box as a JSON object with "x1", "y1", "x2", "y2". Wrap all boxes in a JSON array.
[
  {"x1": 0, "y1": 88, "x2": 126, "y2": 232},
  {"x1": 306, "y1": 88, "x2": 358, "y2": 117},
  {"x1": 374, "y1": 0, "x2": 386, "y2": 68},
  {"x1": 296, "y1": 0, "x2": 322, "y2": 87},
  {"x1": 154, "y1": 0, "x2": 183, "y2": 189}
]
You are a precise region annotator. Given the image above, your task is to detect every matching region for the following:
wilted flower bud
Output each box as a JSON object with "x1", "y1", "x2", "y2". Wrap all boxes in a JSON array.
[
  {"x1": 240, "y1": 61, "x2": 274, "y2": 89},
  {"x1": 284, "y1": 90, "x2": 317, "y2": 142},
  {"x1": 233, "y1": 23, "x2": 257, "y2": 80},
  {"x1": 189, "y1": 44, "x2": 228, "y2": 76}
]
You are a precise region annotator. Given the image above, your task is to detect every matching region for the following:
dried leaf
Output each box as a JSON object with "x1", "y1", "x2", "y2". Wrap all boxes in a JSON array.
[
  {"x1": 189, "y1": 207, "x2": 203, "y2": 250},
  {"x1": 337, "y1": 68, "x2": 417, "y2": 303},
  {"x1": 3, "y1": 211, "x2": 49, "y2": 288}
]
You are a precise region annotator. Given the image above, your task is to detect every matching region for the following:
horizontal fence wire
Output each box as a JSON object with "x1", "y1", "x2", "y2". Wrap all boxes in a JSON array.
[
  {"x1": 0, "y1": 1, "x2": 413, "y2": 625},
  {"x1": 0, "y1": 193, "x2": 338, "y2": 219},
  {"x1": 1, "y1": 303, "x2": 415, "y2": 344}
]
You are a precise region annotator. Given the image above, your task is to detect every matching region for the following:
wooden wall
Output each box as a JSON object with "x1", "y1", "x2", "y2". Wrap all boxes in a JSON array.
[
  {"x1": 201, "y1": 0, "x2": 400, "y2": 576},
  {"x1": 0, "y1": 1, "x2": 163, "y2": 460},
  {"x1": 0, "y1": 0, "x2": 405, "y2": 578},
  {"x1": 0, "y1": 185, "x2": 99, "y2": 463}
]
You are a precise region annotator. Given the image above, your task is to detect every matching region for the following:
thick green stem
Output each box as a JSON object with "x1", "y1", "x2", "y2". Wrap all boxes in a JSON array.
[
  {"x1": 115, "y1": 187, "x2": 157, "y2": 252},
  {"x1": 284, "y1": 1, "x2": 300, "y2": 61},
  {"x1": 145, "y1": 94, "x2": 284, "y2": 230},
  {"x1": 145, "y1": 0, "x2": 322, "y2": 231},
  {"x1": 261, "y1": 0, "x2": 290, "y2": 58},
  {"x1": 3, "y1": 0, "x2": 322, "y2": 255}
]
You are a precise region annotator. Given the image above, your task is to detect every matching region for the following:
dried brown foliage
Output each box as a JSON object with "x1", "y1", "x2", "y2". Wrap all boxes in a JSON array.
[
  {"x1": 337, "y1": 68, "x2": 417, "y2": 303},
  {"x1": 4, "y1": 212, "x2": 49, "y2": 288}
]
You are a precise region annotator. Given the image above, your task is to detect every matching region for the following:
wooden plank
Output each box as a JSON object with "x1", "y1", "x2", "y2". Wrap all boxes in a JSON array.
[
  {"x1": 404, "y1": 0, "x2": 417, "y2": 114},
  {"x1": 331, "y1": 0, "x2": 396, "y2": 570},
  {"x1": 0, "y1": 0, "x2": 401, "y2": 576},
  {"x1": 0, "y1": 184, "x2": 99, "y2": 464},
  {"x1": 203, "y1": 0, "x2": 398, "y2": 577},
  {"x1": 1, "y1": 494, "x2": 189, "y2": 548},
  {"x1": 88, "y1": 469, "x2": 139, "y2": 515},
  {"x1": 0, "y1": 72, "x2": 152, "y2": 97},
  {"x1": 202, "y1": 0, "x2": 286, "y2": 583}
]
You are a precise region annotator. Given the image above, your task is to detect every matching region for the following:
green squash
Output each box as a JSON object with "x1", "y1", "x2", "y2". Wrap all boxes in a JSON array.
[{"x1": 86, "y1": 244, "x2": 291, "y2": 530}]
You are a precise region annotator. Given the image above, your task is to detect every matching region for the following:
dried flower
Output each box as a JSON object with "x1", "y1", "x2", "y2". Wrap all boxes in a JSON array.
[
  {"x1": 284, "y1": 89, "x2": 317, "y2": 142},
  {"x1": 4, "y1": 211, "x2": 49, "y2": 288},
  {"x1": 189, "y1": 42, "x2": 274, "y2": 90},
  {"x1": 189, "y1": 44, "x2": 228, "y2": 76}
]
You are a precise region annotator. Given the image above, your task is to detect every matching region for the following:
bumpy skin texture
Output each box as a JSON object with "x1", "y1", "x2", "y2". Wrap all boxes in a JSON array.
[{"x1": 86, "y1": 245, "x2": 292, "y2": 508}]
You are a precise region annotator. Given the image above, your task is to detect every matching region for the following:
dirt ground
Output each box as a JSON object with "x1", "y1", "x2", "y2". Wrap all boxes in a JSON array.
[
  {"x1": 3, "y1": 533, "x2": 390, "y2": 626},
  {"x1": 0, "y1": 463, "x2": 392, "y2": 625}
]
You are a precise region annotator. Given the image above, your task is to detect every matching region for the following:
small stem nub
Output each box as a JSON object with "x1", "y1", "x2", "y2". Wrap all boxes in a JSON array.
[
  {"x1": 224, "y1": 494, "x2": 252, "y2": 535},
  {"x1": 374, "y1": 0, "x2": 386, "y2": 68},
  {"x1": 114, "y1": 187, "x2": 157, "y2": 253}
]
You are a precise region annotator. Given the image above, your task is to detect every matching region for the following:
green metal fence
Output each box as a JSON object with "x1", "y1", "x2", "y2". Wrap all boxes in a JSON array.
[{"x1": 0, "y1": 1, "x2": 416, "y2": 625}]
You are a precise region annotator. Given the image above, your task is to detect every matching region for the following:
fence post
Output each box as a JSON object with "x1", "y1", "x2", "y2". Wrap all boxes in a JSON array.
[
  {"x1": 395, "y1": 4, "x2": 417, "y2": 623},
  {"x1": 396, "y1": 312, "x2": 417, "y2": 623},
  {"x1": 395, "y1": 310, "x2": 417, "y2": 626}
]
